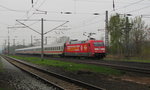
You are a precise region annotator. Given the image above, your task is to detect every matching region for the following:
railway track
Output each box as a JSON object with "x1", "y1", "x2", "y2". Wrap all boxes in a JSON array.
[
  {"x1": 1, "y1": 55, "x2": 105, "y2": 90},
  {"x1": 89, "y1": 61, "x2": 150, "y2": 74},
  {"x1": 66, "y1": 60, "x2": 150, "y2": 74},
  {"x1": 41, "y1": 56, "x2": 150, "y2": 74},
  {"x1": 13, "y1": 55, "x2": 150, "y2": 74}
]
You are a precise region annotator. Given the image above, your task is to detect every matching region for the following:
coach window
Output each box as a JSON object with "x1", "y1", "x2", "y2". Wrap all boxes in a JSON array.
[{"x1": 93, "y1": 42, "x2": 104, "y2": 47}]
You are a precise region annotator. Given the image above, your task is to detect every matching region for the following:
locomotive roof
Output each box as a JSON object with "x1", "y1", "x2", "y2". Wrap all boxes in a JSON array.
[
  {"x1": 87, "y1": 40, "x2": 104, "y2": 43},
  {"x1": 68, "y1": 40, "x2": 104, "y2": 44},
  {"x1": 15, "y1": 42, "x2": 64, "y2": 51}
]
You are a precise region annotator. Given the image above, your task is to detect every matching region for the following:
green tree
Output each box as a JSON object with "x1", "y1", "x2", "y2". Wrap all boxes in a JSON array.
[
  {"x1": 130, "y1": 17, "x2": 148, "y2": 56},
  {"x1": 108, "y1": 14, "x2": 126, "y2": 56},
  {"x1": 108, "y1": 14, "x2": 149, "y2": 59}
]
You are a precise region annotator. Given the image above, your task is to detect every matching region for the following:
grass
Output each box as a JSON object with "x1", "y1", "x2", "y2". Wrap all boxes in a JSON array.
[
  {"x1": 10, "y1": 55, "x2": 123, "y2": 76},
  {"x1": 123, "y1": 59, "x2": 150, "y2": 63},
  {"x1": 104, "y1": 57, "x2": 150, "y2": 63}
]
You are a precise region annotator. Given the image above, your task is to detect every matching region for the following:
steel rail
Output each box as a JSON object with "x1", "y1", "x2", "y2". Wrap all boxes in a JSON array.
[
  {"x1": 1, "y1": 56, "x2": 64, "y2": 90},
  {"x1": 14, "y1": 55, "x2": 150, "y2": 74},
  {"x1": 95, "y1": 62, "x2": 150, "y2": 74},
  {"x1": 63, "y1": 59, "x2": 150, "y2": 74},
  {"x1": 2, "y1": 55, "x2": 105, "y2": 90},
  {"x1": 13, "y1": 55, "x2": 150, "y2": 74},
  {"x1": 33, "y1": 55, "x2": 150, "y2": 74},
  {"x1": 42, "y1": 56, "x2": 150, "y2": 74}
]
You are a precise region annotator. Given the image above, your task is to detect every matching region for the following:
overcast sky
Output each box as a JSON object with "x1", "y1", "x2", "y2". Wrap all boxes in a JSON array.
[{"x1": 0, "y1": 0, "x2": 150, "y2": 50}]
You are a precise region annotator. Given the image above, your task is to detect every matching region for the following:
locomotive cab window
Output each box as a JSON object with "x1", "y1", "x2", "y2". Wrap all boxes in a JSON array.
[{"x1": 93, "y1": 42, "x2": 104, "y2": 47}]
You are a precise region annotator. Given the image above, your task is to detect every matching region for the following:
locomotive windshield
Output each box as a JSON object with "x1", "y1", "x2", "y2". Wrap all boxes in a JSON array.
[{"x1": 93, "y1": 42, "x2": 104, "y2": 47}]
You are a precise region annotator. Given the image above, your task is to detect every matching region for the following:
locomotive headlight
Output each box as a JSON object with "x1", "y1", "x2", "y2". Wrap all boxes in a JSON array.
[
  {"x1": 101, "y1": 48, "x2": 105, "y2": 50},
  {"x1": 94, "y1": 48, "x2": 99, "y2": 50},
  {"x1": 95, "y1": 48, "x2": 105, "y2": 51}
]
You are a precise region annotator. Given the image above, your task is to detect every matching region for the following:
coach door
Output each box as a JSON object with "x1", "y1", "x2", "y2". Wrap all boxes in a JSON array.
[{"x1": 88, "y1": 43, "x2": 92, "y2": 57}]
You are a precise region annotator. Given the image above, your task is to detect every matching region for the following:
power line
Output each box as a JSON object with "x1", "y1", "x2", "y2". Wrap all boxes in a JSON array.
[
  {"x1": 126, "y1": 5, "x2": 150, "y2": 13},
  {"x1": 0, "y1": 4, "x2": 26, "y2": 13},
  {"x1": 73, "y1": 19, "x2": 104, "y2": 30},
  {"x1": 75, "y1": 0, "x2": 139, "y2": 4},
  {"x1": 26, "y1": 0, "x2": 47, "y2": 19},
  {"x1": 19, "y1": 0, "x2": 44, "y2": 20},
  {"x1": 37, "y1": 0, "x2": 47, "y2": 9},
  {"x1": 115, "y1": 0, "x2": 144, "y2": 11},
  {"x1": 16, "y1": 20, "x2": 41, "y2": 34},
  {"x1": 72, "y1": 0, "x2": 144, "y2": 31},
  {"x1": 44, "y1": 21, "x2": 69, "y2": 35}
]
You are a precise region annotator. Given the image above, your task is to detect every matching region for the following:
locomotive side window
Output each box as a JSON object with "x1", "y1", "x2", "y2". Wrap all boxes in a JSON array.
[
  {"x1": 93, "y1": 42, "x2": 104, "y2": 47},
  {"x1": 55, "y1": 47, "x2": 57, "y2": 50}
]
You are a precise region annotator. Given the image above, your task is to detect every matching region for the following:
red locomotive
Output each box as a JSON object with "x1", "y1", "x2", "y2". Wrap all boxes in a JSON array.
[
  {"x1": 15, "y1": 39, "x2": 106, "y2": 59},
  {"x1": 64, "y1": 40, "x2": 106, "y2": 58}
]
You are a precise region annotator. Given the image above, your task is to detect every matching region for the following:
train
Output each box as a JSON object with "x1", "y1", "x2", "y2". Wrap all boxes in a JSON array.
[{"x1": 15, "y1": 39, "x2": 106, "y2": 59}]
